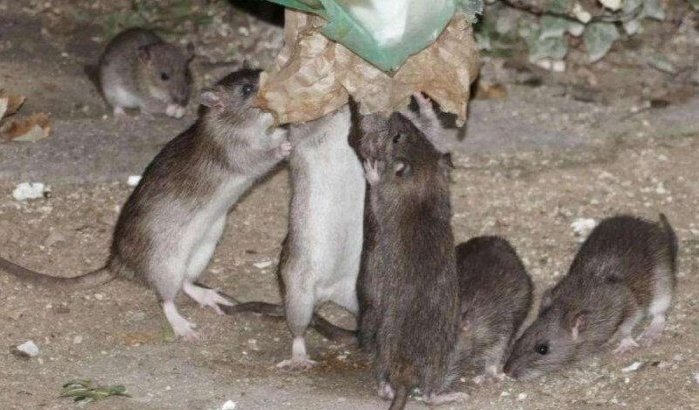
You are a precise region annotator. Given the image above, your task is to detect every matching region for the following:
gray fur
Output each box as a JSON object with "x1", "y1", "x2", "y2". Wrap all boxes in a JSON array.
[
  {"x1": 1, "y1": 70, "x2": 289, "y2": 341},
  {"x1": 352, "y1": 107, "x2": 464, "y2": 409},
  {"x1": 452, "y1": 236, "x2": 533, "y2": 382},
  {"x1": 504, "y1": 214, "x2": 678, "y2": 380},
  {"x1": 276, "y1": 105, "x2": 365, "y2": 369},
  {"x1": 98, "y1": 28, "x2": 193, "y2": 118}
]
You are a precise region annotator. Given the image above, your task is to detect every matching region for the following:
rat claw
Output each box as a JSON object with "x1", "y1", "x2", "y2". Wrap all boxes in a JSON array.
[{"x1": 613, "y1": 336, "x2": 639, "y2": 354}]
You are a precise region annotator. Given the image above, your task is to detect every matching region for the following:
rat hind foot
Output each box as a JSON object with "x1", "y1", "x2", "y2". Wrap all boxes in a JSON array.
[
  {"x1": 163, "y1": 300, "x2": 199, "y2": 341},
  {"x1": 613, "y1": 336, "x2": 639, "y2": 354},
  {"x1": 638, "y1": 316, "x2": 666, "y2": 346},
  {"x1": 183, "y1": 282, "x2": 234, "y2": 315},
  {"x1": 377, "y1": 381, "x2": 395, "y2": 400},
  {"x1": 423, "y1": 391, "x2": 469, "y2": 405}
]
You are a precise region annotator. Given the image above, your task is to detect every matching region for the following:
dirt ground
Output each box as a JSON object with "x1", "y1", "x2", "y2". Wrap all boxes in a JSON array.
[{"x1": 1, "y1": 1, "x2": 698, "y2": 409}]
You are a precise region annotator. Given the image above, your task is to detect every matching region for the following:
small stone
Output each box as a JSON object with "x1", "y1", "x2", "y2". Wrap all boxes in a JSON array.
[
  {"x1": 127, "y1": 175, "x2": 142, "y2": 187},
  {"x1": 253, "y1": 260, "x2": 273, "y2": 269},
  {"x1": 14, "y1": 340, "x2": 40, "y2": 358},
  {"x1": 693, "y1": 372, "x2": 699, "y2": 384},
  {"x1": 94, "y1": 293, "x2": 105, "y2": 301},
  {"x1": 500, "y1": 391, "x2": 510, "y2": 397},
  {"x1": 517, "y1": 393, "x2": 528, "y2": 401},
  {"x1": 621, "y1": 361, "x2": 643, "y2": 373},
  {"x1": 12, "y1": 182, "x2": 47, "y2": 201},
  {"x1": 220, "y1": 400, "x2": 237, "y2": 410},
  {"x1": 44, "y1": 231, "x2": 66, "y2": 248},
  {"x1": 571, "y1": 218, "x2": 597, "y2": 237},
  {"x1": 73, "y1": 335, "x2": 83, "y2": 344}
]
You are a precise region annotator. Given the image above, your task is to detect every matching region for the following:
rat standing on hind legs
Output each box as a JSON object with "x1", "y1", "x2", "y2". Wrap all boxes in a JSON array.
[
  {"x1": 353, "y1": 107, "x2": 466, "y2": 410},
  {"x1": 274, "y1": 104, "x2": 366, "y2": 370},
  {"x1": 0, "y1": 69, "x2": 291, "y2": 341}
]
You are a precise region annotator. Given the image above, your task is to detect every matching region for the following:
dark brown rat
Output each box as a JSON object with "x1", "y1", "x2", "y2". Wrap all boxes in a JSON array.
[
  {"x1": 504, "y1": 214, "x2": 678, "y2": 380},
  {"x1": 98, "y1": 28, "x2": 194, "y2": 118},
  {"x1": 453, "y1": 236, "x2": 533, "y2": 383},
  {"x1": 0, "y1": 69, "x2": 290, "y2": 341},
  {"x1": 353, "y1": 108, "x2": 465, "y2": 409}
]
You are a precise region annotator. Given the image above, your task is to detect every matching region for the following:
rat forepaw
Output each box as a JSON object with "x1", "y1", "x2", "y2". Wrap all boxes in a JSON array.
[
  {"x1": 363, "y1": 160, "x2": 381, "y2": 185},
  {"x1": 275, "y1": 141, "x2": 293, "y2": 160}
]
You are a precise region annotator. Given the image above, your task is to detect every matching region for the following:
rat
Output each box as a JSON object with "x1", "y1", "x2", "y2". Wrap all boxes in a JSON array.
[
  {"x1": 504, "y1": 214, "x2": 678, "y2": 380},
  {"x1": 0, "y1": 69, "x2": 291, "y2": 341},
  {"x1": 98, "y1": 27, "x2": 194, "y2": 118},
  {"x1": 274, "y1": 104, "x2": 366, "y2": 369},
  {"x1": 353, "y1": 108, "x2": 466, "y2": 409},
  {"x1": 452, "y1": 236, "x2": 533, "y2": 383}
]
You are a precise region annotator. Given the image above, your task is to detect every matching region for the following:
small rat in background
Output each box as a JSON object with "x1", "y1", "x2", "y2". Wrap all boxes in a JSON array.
[
  {"x1": 356, "y1": 110, "x2": 466, "y2": 409},
  {"x1": 453, "y1": 236, "x2": 533, "y2": 383},
  {"x1": 275, "y1": 104, "x2": 365, "y2": 369},
  {"x1": 0, "y1": 69, "x2": 290, "y2": 341},
  {"x1": 98, "y1": 28, "x2": 194, "y2": 118},
  {"x1": 504, "y1": 214, "x2": 678, "y2": 380}
]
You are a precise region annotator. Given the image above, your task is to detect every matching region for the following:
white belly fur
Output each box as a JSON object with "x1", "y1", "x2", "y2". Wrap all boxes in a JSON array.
[{"x1": 288, "y1": 107, "x2": 365, "y2": 312}]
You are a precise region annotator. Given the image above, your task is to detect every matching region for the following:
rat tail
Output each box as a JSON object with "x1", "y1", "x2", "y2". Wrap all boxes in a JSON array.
[
  {"x1": 220, "y1": 299, "x2": 357, "y2": 345},
  {"x1": 388, "y1": 384, "x2": 409, "y2": 410},
  {"x1": 658, "y1": 213, "x2": 679, "y2": 272},
  {"x1": 0, "y1": 256, "x2": 115, "y2": 290}
]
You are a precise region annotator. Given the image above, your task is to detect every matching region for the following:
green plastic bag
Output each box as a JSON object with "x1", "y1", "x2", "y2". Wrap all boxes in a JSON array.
[{"x1": 265, "y1": 0, "x2": 479, "y2": 71}]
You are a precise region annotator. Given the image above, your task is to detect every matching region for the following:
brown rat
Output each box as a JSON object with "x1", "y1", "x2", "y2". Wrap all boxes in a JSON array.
[
  {"x1": 98, "y1": 28, "x2": 194, "y2": 118},
  {"x1": 353, "y1": 108, "x2": 465, "y2": 409},
  {"x1": 504, "y1": 214, "x2": 678, "y2": 380},
  {"x1": 453, "y1": 236, "x2": 533, "y2": 383},
  {"x1": 0, "y1": 69, "x2": 290, "y2": 341}
]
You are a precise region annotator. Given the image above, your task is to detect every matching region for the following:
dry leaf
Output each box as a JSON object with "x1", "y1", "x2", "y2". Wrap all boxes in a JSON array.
[
  {"x1": 257, "y1": 10, "x2": 480, "y2": 125},
  {"x1": 0, "y1": 90, "x2": 27, "y2": 120},
  {"x1": 1, "y1": 113, "x2": 51, "y2": 142}
]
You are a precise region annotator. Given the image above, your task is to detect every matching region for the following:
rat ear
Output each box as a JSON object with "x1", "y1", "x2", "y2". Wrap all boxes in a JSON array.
[
  {"x1": 200, "y1": 88, "x2": 223, "y2": 109},
  {"x1": 394, "y1": 160, "x2": 411, "y2": 178},
  {"x1": 566, "y1": 311, "x2": 587, "y2": 340},
  {"x1": 137, "y1": 45, "x2": 151, "y2": 63}
]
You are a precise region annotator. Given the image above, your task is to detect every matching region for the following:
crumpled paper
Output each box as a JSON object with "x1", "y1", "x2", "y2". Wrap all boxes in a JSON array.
[{"x1": 256, "y1": 9, "x2": 480, "y2": 125}]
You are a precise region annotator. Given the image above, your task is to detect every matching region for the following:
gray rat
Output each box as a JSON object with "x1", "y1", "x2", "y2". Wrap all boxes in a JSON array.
[
  {"x1": 275, "y1": 104, "x2": 366, "y2": 369},
  {"x1": 0, "y1": 69, "x2": 290, "y2": 341},
  {"x1": 98, "y1": 27, "x2": 194, "y2": 118},
  {"x1": 453, "y1": 236, "x2": 533, "y2": 383},
  {"x1": 504, "y1": 214, "x2": 678, "y2": 380},
  {"x1": 354, "y1": 108, "x2": 466, "y2": 409}
]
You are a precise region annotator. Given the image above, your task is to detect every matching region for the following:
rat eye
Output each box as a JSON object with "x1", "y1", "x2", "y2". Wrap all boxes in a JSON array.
[
  {"x1": 160, "y1": 72, "x2": 170, "y2": 81},
  {"x1": 392, "y1": 133, "x2": 402, "y2": 144},
  {"x1": 241, "y1": 84, "x2": 255, "y2": 97},
  {"x1": 535, "y1": 343, "x2": 549, "y2": 355}
]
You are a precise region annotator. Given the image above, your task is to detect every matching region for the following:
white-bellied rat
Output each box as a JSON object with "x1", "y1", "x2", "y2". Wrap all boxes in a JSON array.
[
  {"x1": 98, "y1": 28, "x2": 194, "y2": 118},
  {"x1": 0, "y1": 69, "x2": 290, "y2": 341},
  {"x1": 353, "y1": 108, "x2": 466, "y2": 410},
  {"x1": 504, "y1": 214, "x2": 678, "y2": 380},
  {"x1": 453, "y1": 236, "x2": 533, "y2": 383},
  {"x1": 274, "y1": 104, "x2": 366, "y2": 369}
]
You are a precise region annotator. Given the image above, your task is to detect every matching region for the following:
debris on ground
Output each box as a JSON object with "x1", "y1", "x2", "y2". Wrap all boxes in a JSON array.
[
  {"x1": 570, "y1": 217, "x2": 597, "y2": 238},
  {"x1": 253, "y1": 260, "x2": 274, "y2": 269},
  {"x1": 127, "y1": 175, "x2": 142, "y2": 187},
  {"x1": 11, "y1": 182, "x2": 48, "y2": 201},
  {"x1": 621, "y1": 361, "x2": 643, "y2": 373},
  {"x1": 12, "y1": 340, "x2": 40, "y2": 358},
  {"x1": 218, "y1": 400, "x2": 237, "y2": 410},
  {"x1": 0, "y1": 91, "x2": 51, "y2": 142},
  {"x1": 59, "y1": 379, "x2": 130, "y2": 403}
]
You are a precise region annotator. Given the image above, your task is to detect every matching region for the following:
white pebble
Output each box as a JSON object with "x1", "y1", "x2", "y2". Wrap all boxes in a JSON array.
[
  {"x1": 94, "y1": 293, "x2": 104, "y2": 301},
  {"x1": 12, "y1": 182, "x2": 46, "y2": 201},
  {"x1": 221, "y1": 400, "x2": 237, "y2": 410},
  {"x1": 571, "y1": 218, "x2": 597, "y2": 237},
  {"x1": 16, "y1": 340, "x2": 40, "y2": 357},
  {"x1": 253, "y1": 260, "x2": 273, "y2": 269},
  {"x1": 621, "y1": 361, "x2": 643, "y2": 373},
  {"x1": 73, "y1": 335, "x2": 83, "y2": 344},
  {"x1": 127, "y1": 175, "x2": 142, "y2": 187},
  {"x1": 693, "y1": 372, "x2": 699, "y2": 384},
  {"x1": 517, "y1": 392, "x2": 528, "y2": 401}
]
